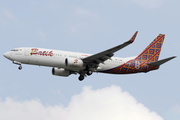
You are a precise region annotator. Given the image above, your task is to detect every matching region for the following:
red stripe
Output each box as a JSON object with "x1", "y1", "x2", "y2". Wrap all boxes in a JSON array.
[
  {"x1": 139, "y1": 50, "x2": 161, "y2": 67},
  {"x1": 135, "y1": 35, "x2": 164, "y2": 60},
  {"x1": 147, "y1": 50, "x2": 161, "y2": 62}
]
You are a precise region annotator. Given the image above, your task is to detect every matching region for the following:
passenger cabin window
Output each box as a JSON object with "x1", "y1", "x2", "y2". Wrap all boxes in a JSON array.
[{"x1": 11, "y1": 49, "x2": 18, "y2": 51}]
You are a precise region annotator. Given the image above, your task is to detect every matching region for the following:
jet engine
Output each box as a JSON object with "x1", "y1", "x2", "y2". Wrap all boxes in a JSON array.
[
  {"x1": 65, "y1": 58, "x2": 84, "y2": 67},
  {"x1": 52, "y1": 68, "x2": 70, "y2": 77}
]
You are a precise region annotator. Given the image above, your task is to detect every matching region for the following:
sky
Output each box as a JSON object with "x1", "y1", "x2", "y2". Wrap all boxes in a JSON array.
[{"x1": 0, "y1": 0, "x2": 180, "y2": 120}]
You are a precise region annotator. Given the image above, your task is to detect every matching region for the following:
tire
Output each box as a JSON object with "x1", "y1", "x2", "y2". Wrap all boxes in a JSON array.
[
  {"x1": 78, "y1": 75, "x2": 84, "y2": 81},
  {"x1": 87, "y1": 70, "x2": 92, "y2": 76},
  {"x1": 18, "y1": 66, "x2": 22, "y2": 70}
]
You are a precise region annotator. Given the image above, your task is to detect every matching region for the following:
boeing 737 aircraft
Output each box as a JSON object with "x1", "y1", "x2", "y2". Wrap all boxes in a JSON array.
[{"x1": 3, "y1": 31, "x2": 176, "y2": 81}]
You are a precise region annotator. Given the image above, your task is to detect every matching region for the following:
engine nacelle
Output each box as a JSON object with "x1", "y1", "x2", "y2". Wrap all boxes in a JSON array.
[
  {"x1": 52, "y1": 68, "x2": 70, "y2": 77},
  {"x1": 65, "y1": 58, "x2": 84, "y2": 67}
]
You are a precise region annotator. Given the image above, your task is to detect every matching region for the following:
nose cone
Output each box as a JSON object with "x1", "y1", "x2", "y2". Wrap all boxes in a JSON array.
[{"x1": 3, "y1": 52, "x2": 11, "y2": 59}]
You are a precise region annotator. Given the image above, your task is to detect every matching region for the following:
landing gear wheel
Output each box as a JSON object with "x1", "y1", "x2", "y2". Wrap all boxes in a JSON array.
[
  {"x1": 87, "y1": 70, "x2": 92, "y2": 76},
  {"x1": 18, "y1": 66, "x2": 22, "y2": 70},
  {"x1": 78, "y1": 75, "x2": 84, "y2": 81}
]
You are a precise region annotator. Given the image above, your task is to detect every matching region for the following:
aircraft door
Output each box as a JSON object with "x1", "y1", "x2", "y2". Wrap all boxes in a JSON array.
[
  {"x1": 23, "y1": 48, "x2": 30, "y2": 63},
  {"x1": 24, "y1": 49, "x2": 29, "y2": 56},
  {"x1": 135, "y1": 61, "x2": 140, "y2": 69}
]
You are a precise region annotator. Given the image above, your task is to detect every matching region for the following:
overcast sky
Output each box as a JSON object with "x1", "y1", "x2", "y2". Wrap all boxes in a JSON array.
[{"x1": 0, "y1": 0, "x2": 180, "y2": 120}]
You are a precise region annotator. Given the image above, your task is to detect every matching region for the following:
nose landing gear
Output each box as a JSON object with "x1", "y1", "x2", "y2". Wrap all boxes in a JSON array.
[
  {"x1": 13, "y1": 61, "x2": 22, "y2": 70},
  {"x1": 18, "y1": 65, "x2": 22, "y2": 70}
]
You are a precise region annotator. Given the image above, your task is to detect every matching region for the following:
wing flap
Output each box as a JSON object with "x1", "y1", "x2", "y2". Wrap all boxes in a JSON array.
[{"x1": 147, "y1": 56, "x2": 176, "y2": 67}]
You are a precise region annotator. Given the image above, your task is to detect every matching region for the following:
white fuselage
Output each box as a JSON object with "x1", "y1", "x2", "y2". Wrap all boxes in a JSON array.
[{"x1": 4, "y1": 47, "x2": 136, "y2": 72}]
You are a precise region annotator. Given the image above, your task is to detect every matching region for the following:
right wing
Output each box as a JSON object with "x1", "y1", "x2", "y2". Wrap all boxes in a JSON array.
[{"x1": 82, "y1": 31, "x2": 138, "y2": 67}]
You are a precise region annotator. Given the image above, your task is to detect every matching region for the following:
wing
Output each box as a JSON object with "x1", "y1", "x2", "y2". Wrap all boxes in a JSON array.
[{"x1": 82, "y1": 31, "x2": 138, "y2": 68}]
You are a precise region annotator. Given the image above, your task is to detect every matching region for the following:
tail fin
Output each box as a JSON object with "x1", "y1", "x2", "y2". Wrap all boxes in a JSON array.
[{"x1": 135, "y1": 34, "x2": 165, "y2": 63}]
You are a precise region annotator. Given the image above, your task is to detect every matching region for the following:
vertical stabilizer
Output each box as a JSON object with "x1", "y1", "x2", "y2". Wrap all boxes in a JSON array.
[{"x1": 135, "y1": 34, "x2": 165, "y2": 63}]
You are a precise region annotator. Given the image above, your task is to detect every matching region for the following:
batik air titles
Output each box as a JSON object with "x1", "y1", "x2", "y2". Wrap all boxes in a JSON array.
[{"x1": 3, "y1": 31, "x2": 176, "y2": 81}]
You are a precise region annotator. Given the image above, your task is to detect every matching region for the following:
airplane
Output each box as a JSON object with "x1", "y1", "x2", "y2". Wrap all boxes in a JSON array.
[{"x1": 3, "y1": 31, "x2": 176, "y2": 81}]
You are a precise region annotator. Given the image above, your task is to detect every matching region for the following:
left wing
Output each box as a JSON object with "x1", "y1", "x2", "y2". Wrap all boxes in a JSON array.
[{"x1": 82, "y1": 31, "x2": 138, "y2": 67}]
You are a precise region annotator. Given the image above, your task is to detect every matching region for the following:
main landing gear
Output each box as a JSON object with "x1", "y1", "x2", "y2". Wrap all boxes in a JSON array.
[
  {"x1": 87, "y1": 70, "x2": 92, "y2": 76},
  {"x1": 78, "y1": 70, "x2": 93, "y2": 81},
  {"x1": 78, "y1": 75, "x2": 84, "y2": 81}
]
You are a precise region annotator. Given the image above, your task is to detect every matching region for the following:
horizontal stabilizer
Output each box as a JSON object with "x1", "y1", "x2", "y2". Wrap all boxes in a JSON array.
[{"x1": 147, "y1": 56, "x2": 176, "y2": 67}]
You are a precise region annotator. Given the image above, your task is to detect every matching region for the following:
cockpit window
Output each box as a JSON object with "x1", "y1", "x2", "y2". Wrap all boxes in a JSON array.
[{"x1": 11, "y1": 49, "x2": 18, "y2": 51}]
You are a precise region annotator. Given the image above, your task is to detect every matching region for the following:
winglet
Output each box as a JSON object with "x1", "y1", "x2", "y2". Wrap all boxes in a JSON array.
[{"x1": 126, "y1": 31, "x2": 138, "y2": 43}]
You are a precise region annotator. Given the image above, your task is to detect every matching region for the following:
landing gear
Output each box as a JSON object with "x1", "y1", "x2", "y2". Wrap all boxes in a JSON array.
[
  {"x1": 78, "y1": 68, "x2": 93, "y2": 81},
  {"x1": 18, "y1": 65, "x2": 22, "y2": 70},
  {"x1": 13, "y1": 61, "x2": 22, "y2": 70},
  {"x1": 87, "y1": 70, "x2": 92, "y2": 76},
  {"x1": 78, "y1": 75, "x2": 84, "y2": 81}
]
